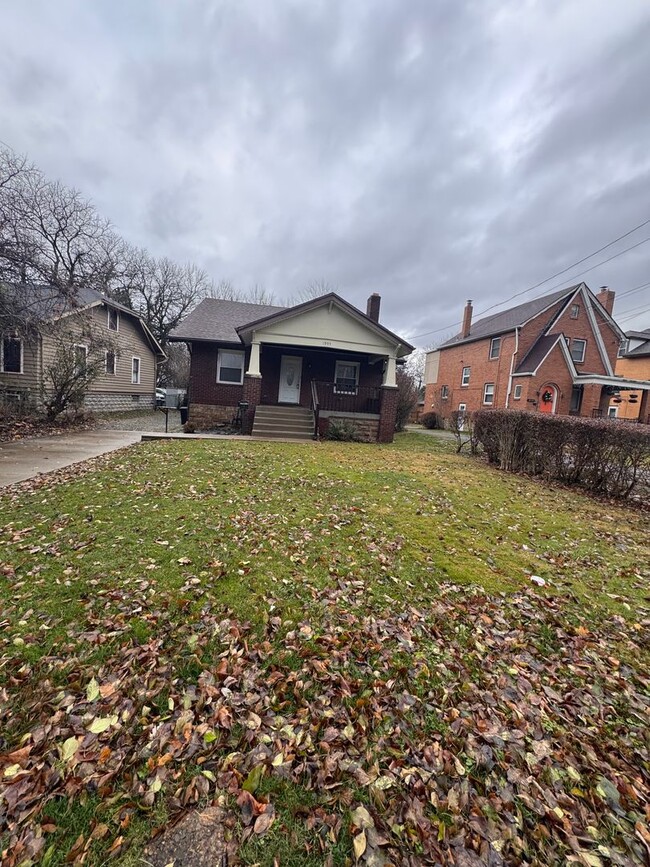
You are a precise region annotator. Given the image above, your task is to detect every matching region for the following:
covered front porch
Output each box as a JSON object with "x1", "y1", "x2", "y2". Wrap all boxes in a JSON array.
[
  {"x1": 241, "y1": 341, "x2": 400, "y2": 442},
  {"x1": 571, "y1": 374, "x2": 650, "y2": 423}
]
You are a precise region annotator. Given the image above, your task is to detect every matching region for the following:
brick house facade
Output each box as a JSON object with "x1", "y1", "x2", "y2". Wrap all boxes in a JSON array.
[
  {"x1": 170, "y1": 293, "x2": 413, "y2": 442},
  {"x1": 424, "y1": 283, "x2": 650, "y2": 423},
  {"x1": 610, "y1": 329, "x2": 650, "y2": 422}
]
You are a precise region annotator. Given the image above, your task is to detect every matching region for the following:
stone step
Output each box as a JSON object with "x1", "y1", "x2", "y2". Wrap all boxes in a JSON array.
[{"x1": 252, "y1": 405, "x2": 315, "y2": 439}]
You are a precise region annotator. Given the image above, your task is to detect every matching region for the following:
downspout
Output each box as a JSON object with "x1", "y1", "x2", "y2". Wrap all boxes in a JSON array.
[{"x1": 505, "y1": 327, "x2": 519, "y2": 409}]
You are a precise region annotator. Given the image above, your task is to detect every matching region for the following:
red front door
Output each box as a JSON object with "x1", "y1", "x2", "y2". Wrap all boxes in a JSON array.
[{"x1": 540, "y1": 385, "x2": 557, "y2": 414}]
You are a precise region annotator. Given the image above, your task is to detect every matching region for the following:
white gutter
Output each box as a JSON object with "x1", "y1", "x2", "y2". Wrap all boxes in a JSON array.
[{"x1": 505, "y1": 326, "x2": 519, "y2": 408}]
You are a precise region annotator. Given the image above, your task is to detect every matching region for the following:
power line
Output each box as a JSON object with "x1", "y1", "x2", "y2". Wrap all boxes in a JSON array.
[
  {"x1": 411, "y1": 221, "x2": 650, "y2": 341},
  {"x1": 617, "y1": 280, "x2": 650, "y2": 299},
  {"x1": 616, "y1": 301, "x2": 650, "y2": 321}
]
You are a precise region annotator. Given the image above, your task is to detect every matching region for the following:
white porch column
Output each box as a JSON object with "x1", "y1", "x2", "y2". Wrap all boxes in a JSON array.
[
  {"x1": 247, "y1": 336, "x2": 261, "y2": 377},
  {"x1": 383, "y1": 354, "x2": 397, "y2": 388}
]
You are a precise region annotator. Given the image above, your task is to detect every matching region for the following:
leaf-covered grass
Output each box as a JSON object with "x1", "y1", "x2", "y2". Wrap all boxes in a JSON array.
[{"x1": 1, "y1": 434, "x2": 648, "y2": 865}]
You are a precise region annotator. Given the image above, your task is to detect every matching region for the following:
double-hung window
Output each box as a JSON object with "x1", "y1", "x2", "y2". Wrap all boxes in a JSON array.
[
  {"x1": 570, "y1": 339, "x2": 586, "y2": 363},
  {"x1": 617, "y1": 339, "x2": 628, "y2": 358},
  {"x1": 105, "y1": 350, "x2": 116, "y2": 375},
  {"x1": 1, "y1": 336, "x2": 22, "y2": 373},
  {"x1": 483, "y1": 382, "x2": 495, "y2": 405},
  {"x1": 334, "y1": 360, "x2": 360, "y2": 394},
  {"x1": 441, "y1": 385, "x2": 449, "y2": 399},
  {"x1": 489, "y1": 337, "x2": 501, "y2": 359},
  {"x1": 74, "y1": 344, "x2": 88, "y2": 374},
  {"x1": 513, "y1": 384, "x2": 522, "y2": 400},
  {"x1": 107, "y1": 307, "x2": 119, "y2": 331},
  {"x1": 461, "y1": 366, "x2": 470, "y2": 386},
  {"x1": 217, "y1": 349, "x2": 245, "y2": 384},
  {"x1": 570, "y1": 304, "x2": 580, "y2": 319},
  {"x1": 131, "y1": 356, "x2": 141, "y2": 384}
]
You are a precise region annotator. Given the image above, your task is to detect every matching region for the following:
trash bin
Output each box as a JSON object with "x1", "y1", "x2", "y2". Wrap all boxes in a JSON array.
[
  {"x1": 237, "y1": 401, "x2": 249, "y2": 428},
  {"x1": 180, "y1": 406, "x2": 189, "y2": 425}
]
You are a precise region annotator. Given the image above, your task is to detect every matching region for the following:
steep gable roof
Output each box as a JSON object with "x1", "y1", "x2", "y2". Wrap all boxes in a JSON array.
[
  {"x1": 438, "y1": 285, "x2": 580, "y2": 349},
  {"x1": 622, "y1": 328, "x2": 650, "y2": 357},
  {"x1": 169, "y1": 299, "x2": 287, "y2": 343}
]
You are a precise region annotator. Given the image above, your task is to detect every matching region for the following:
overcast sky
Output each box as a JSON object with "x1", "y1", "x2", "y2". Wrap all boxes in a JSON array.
[{"x1": 1, "y1": 0, "x2": 649, "y2": 345}]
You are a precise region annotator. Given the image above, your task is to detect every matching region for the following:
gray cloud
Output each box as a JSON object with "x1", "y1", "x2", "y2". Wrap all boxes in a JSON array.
[{"x1": 1, "y1": 0, "x2": 649, "y2": 344}]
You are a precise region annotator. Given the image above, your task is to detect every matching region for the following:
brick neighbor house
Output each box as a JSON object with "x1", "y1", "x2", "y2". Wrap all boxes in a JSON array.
[
  {"x1": 424, "y1": 283, "x2": 650, "y2": 422},
  {"x1": 169, "y1": 292, "x2": 413, "y2": 442},
  {"x1": 610, "y1": 329, "x2": 650, "y2": 422}
]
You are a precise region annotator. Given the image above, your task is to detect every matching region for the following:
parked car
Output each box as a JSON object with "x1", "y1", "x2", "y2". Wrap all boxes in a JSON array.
[{"x1": 155, "y1": 388, "x2": 166, "y2": 407}]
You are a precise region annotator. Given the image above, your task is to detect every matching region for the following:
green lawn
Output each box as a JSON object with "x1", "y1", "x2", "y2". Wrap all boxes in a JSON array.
[{"x1": 1, "y1": 434, "x2": 648, "y2": 865}]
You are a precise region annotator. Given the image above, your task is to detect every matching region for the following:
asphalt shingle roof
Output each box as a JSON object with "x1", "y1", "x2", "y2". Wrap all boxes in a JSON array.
[
  {"x1": 515, "y1": 334, "x2": 562, "y2": 374},
  {"x1": 169, "y1": 298, "x2": 287, "y2": 343},
  {"x1": 623, "y1": 328, "x2": 650, "y2": 357},
  {"x1": 438, "y1": 285, "x2": 580, "y2": 349}
]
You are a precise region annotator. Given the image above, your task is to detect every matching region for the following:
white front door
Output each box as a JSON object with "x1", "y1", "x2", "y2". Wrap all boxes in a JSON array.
[{"x1": 278, "y1": 355, "x2": 302, "y2": 404}]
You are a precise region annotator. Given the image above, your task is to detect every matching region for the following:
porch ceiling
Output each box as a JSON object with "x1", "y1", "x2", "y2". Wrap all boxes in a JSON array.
[{"x1": 574, "y1": 374, "x2": 650, "y2": 391}]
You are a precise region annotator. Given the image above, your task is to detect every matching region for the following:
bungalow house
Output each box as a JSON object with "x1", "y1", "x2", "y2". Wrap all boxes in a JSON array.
[
  {"x1": 169, "y1": 292, "x2": 413, "y2": 442},
  {"x1": 610, "y1": 329, "x2": 650, "y2": 422},
  {"x1": 0, "y1": 284, "x2": 165, "y2": 413},
  {"x1": 424, "y1": 283, "x2": 650, "y2": 422}
]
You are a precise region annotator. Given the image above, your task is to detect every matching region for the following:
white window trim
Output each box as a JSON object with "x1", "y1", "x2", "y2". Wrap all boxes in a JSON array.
[
  {"x1": 570, "y1": 338, "x2": 586, "y2": 363},
  {"x1": 105, "y1": 349, "x2": 117, "y2": 375},
  {"x1": 617, "y1": 339, "x2": 628, "y2": 358},
  {"x1": 607, "y1": 406, "x2": 617, "y2": 418},
  {"x1": 217, "y1": 349, "x2": 245, "y2": 385},
  {"x1": 483, "y1": 382, "x2": 495, "y2": 405},
  {"x1": 107, "y1": 307, "x2": 120, "y2": 332},
  {"x1": 334, "y1": 359, "x2": 360, "y2": 394},
  {"x1": 1, "y1": 335, "x2": 24, "y2": 374},
  {"x1": 489, "y1": 337, "x2": 501, "y2": 360},
  {"x1": 461, "y1": 366, "x2": 470, "y2": 387},
  {"x1": 570, "y1": 304, "x2": 580, "y2": 319},
  {"x1": 131, "y1": 355, "x2": 141, "y2": 384},
  {"x1": 513, "y1": 384, "x2": 522, "y2": 400},
  {"x1": 74, "y1": 343, "x2": 88, "y2": 372}
]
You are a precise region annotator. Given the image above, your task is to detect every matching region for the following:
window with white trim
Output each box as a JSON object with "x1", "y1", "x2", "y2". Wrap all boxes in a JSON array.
[
  {"x1": 570, "y1": 304, "x2": 580, "y2": 319},
  {"x1": 461, "y1": 366, "x2": 470, "y2": 386},
  {"x1": 617, "y1": 339, "x2": 628, "y2": 358},
  {"x1": 107, "y1": 307, "x2": 119, "y2": 331},
  {"x1": 105, "y1": 349, "x2": 116, "y2": 375},
  {"x1": 607, "y1": 406, "x2": 617, "y2": 418},
  {"x1": 441, "y1": 385, "x2": 449, "y2": 399},
  {"x1": 131, "y1": 356, "x2": 141, "y2": 384},
  {"x1": 483, "y1": 382, "x2": 495, "y2": 405},
  {"x1": 217, "y1": 349, "x2": 244, "y2": 384},
  {"x1": 74, "y1": 344, "x2": 88, "y2": 374},
  {"x1": 1, "y1": 336, "x2": 23, "y2": 373},
  {"x1": 570, "y1": 338, "x2": 586, "y2": 363},
  {"x1": 513, "y1": 384, "x2": 522, "y2": 400},
  {"x1": 489, "y1": 337, "x2": 501, "y2": 359},
  {"x1": 334, "y1": 360, "x2": 360, "y2": 394}
]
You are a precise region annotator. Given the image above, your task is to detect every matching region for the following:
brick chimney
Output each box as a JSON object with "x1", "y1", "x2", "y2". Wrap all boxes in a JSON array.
[
  {"x1": 462, "y1": 300, "x2": 473, "y2": 338},
  {"x1": 366, "y1": 293, "x2": 381, "y2": 322},
  {"x1": 596, "y1": 286, "x2": 615, "y2": 315}
]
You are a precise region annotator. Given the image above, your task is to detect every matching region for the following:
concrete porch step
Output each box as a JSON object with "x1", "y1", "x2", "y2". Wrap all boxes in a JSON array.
[{"x1": 252, "y1": 405, "x2": 315, "y2": 439}]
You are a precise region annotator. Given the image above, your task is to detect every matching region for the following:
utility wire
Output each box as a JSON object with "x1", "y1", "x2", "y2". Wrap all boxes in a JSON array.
[{"x1": 411, "y1": 221, "x2": 650, "y2": 341}]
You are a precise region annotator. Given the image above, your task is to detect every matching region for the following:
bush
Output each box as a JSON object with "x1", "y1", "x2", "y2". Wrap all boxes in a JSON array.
[
  {"x1": 420, "y1": 411, "x2": 442, "y2": 429},
  {"x1": 473, "y1": 410, "x2": 650, "y2": 499},
  {"x1": 183, "y1": 421, "x2": 196, "y2": 434},
  {"x1": 325, "y1": 418, "x2": 363, "y2": 442}
]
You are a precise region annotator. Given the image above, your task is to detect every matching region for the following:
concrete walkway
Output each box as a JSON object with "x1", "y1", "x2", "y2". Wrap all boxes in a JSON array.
[{"x1": 0, "y1": 430, "x2": 141, "y2": 487}]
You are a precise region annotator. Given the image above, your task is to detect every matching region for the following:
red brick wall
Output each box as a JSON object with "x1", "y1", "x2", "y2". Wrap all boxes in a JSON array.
[
  {"x1": 547, "y1": 306, "x2": 609, "y2": 375},
  {"x1": 378, "y1": 387, "x2": 398, "y2": 442},
  {"x1": 527, "y1": 343, "x2": 576, "y2": 415},
  {"x1": 424, "y1": 331, "x2": 517, "y2": 415},
  {"x1": 189, "y1": 342, "x2": 245, "y2": 407}
]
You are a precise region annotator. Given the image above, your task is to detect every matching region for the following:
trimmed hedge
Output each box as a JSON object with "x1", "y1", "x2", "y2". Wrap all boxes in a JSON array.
[{"x1": 473, "y1": 410, "x2": 650, "y2": 499}]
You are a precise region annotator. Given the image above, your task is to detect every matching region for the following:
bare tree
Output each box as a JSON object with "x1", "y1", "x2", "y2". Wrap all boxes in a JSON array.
[
  {"x1": 283, "y1": 279, "x2": 337, "y2": 306},
  {"x1": 245, "y1": 283, "x2": 276, "y2": 305},
  {"x1": 395, "y1": 367, "x2": 419, "y2": 432},
  {"x1": 207, "y1": 278, "x2": 241, "y2": 301}
]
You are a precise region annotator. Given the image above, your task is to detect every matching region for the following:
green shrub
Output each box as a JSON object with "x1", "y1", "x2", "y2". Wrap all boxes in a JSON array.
[
  {"x1": 325, "y1": 418, "x2": 363, "y2": 442},
  {"x1": 473, "y1": 410, "x2": 650, "y2": 499},
  {"x1": 420, "y1": 411, "x2": 442, "y2": 429}
]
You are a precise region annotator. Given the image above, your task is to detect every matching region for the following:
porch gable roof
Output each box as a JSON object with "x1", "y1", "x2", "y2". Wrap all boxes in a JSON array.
[{"x1": 236, "y1": 292, "x2": 414, "y2": 357}]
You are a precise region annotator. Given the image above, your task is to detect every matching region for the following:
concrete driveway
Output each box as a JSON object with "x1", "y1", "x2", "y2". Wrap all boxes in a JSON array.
[{"x1": 0, "y1": 430, "x2": 141, "y2": 487}]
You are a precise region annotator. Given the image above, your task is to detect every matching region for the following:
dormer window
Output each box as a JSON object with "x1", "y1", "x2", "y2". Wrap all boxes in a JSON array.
[{"x1": 570, "y1": 304, "x2": 580, "y2": 319}]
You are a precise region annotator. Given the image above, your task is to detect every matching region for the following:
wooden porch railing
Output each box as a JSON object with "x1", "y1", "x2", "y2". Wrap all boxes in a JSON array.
[{"x1": 313, "y1": 381, "x2": 381, "y2": 415}]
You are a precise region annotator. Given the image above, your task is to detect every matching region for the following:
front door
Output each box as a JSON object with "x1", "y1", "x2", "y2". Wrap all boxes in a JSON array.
[
  {"x1": 278, "y1": 355, "x2": 302, "y2": 404},
  {"x1": 539, "y1": 385, "x2": 557, "y2": 413}
]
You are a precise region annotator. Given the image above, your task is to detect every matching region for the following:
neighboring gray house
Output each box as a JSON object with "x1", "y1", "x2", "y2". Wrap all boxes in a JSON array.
[{"x1": 0, "y1": 284, "x2": 165, "y2": 413}]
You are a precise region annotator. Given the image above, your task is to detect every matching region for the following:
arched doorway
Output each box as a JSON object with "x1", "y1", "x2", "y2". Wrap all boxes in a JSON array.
[{"x1": 539, "y1": 384, "x2": 558, "y2": 414}]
